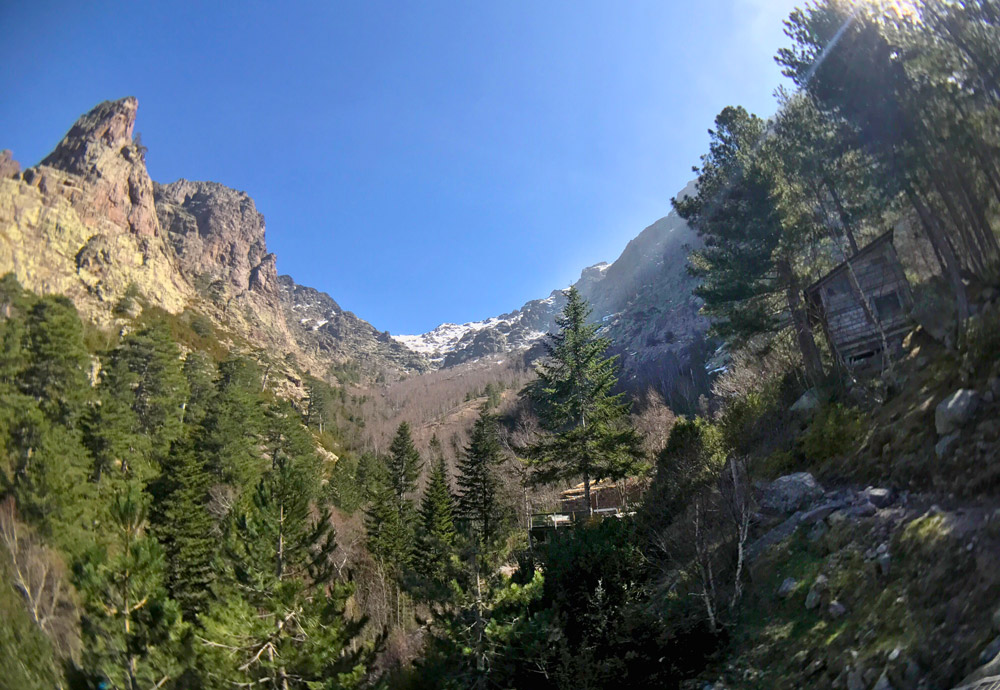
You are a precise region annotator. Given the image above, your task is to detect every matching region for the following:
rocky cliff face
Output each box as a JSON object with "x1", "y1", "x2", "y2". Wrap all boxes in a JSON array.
[
  {"x1": 277, "y1": 275, "x2": 429, "y2": 375},
  {"x1": 394, "y1": 182, "x2": 711, "y2": 408},
  {"x1": 0, "y1": 97, "x2": 429, "y2": 382},
  {"x1": 154, "y1": 179, "x2": 278, "y2": 297},
  {"x1": 0, "y1": 98, "x2": 191, "y2": 319}
]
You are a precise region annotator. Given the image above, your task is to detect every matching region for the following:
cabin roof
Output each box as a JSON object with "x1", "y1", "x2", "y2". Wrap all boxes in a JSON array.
[{"x1": 805, "y1": 230, "x2": 896, "y2": 298}]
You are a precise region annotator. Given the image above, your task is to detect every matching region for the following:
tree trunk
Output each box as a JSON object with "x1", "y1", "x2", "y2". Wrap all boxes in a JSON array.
[
  {"x1": 823, "y1": 176, "x2": 859, "y2": 254},
  {"x1": 778, "y1": 258, "x2": 824, "y2": 385},
  {"x1": 905, "y1": 184, "x2": 970, "y2": 324}
]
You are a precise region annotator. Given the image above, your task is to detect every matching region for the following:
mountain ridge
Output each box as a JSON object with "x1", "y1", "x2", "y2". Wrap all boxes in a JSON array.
[{"x1": 0, "y1": 96, "x2": 707, "y2": 405}]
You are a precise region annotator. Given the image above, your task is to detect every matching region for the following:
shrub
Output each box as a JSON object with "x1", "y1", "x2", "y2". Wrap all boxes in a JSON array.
[{"x1": 799, "y1": 403, "x2": 865, "y2": 463}]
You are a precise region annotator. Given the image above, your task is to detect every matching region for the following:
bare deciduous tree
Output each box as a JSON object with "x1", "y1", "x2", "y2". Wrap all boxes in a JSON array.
[{"x1": 0, "y1": 498, "x2": 80, "y2": 658}]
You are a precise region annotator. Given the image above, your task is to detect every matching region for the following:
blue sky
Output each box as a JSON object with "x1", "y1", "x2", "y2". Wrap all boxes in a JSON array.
[{"x1": 1, "y1": 0, "x2": 800, "y2": 334}]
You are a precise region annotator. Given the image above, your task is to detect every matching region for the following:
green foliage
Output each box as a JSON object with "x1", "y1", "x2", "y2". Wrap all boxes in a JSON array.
[
  {"x1": 76, "y1": 488, "x2": 182, "y2": 690},
  {"x1": 0, "y1": 279, "x2": 370, "y2": 689},
  {"x1": 417, "y1": 447, "x2": 459, "y2": 589},
  {"x1": 525, "y1": 287, "x2": 645, "y2": 502},
  {"x1": 23, "y1": 296, "x2": 93, "y2": 425},
  {"x1": 799, "y1": 403, "x2": 865, "y2": 463},
  {"x1": 641, "y1": 417, "x2": 726, "y2": 531},
  {"x1": 455, "y1": 406, "x2": 513, "y2": 558}
]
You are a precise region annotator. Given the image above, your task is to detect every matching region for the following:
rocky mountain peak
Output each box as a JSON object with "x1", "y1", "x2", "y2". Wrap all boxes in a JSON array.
[
  {"x1": 0, "y1": 150, "x2": 20, "y2": 179},
  {"x1": 40, "y1": 97, "x2": 138, "y2": 176},
  {"x1": 30, "y1": 96, "x2": 159, "y2": 238},
  {"x1": 154, "y1": 179, "x2": 277, "y2": 297}
]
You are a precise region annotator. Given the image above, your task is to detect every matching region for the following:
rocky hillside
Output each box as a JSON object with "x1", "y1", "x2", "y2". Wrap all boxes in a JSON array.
[
  {"x1": 0, "y1": 97, "x2": 428, "y2": 382},
  {"x1": 395, "y1": 181, "x2": 711, "y2": 409}
]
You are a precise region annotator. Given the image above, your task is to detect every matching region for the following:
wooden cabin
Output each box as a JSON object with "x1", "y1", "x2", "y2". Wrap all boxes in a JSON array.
[
  {"x1": 557, "y1": 477, "x2": 645, "y2": 515},
  {"x1": 529, "y1": 477, "x2": 647, "y2": 544},
  {"x1": 805, "y1": 231, "x2": 913, "y2": 366}
]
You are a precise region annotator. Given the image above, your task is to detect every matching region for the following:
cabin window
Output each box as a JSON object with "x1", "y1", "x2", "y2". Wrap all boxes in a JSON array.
[{"x1": 872, "y1": 291, "x2": 902, "y2": 321}]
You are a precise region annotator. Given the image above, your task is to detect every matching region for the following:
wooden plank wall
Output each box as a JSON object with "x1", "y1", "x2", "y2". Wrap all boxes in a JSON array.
[{"x1": 818, "y1": 244, "x2": 912, "y2": 359}]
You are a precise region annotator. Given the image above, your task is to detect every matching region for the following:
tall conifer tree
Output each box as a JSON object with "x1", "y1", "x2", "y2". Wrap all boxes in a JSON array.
[
  {"x1": 524, "y1": 287, "x2": 644, "y2": 515},
  {"x1": 417, "y1": 438, "x2": 458, "y2": 586}
]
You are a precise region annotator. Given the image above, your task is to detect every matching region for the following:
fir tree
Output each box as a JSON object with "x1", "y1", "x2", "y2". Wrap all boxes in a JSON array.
[
  {"x1": 455, "y1": 407, "x2": 509, "y2": 555},
  {"x1": 417, "y1": 440, "x2": 458, "y2": 587},
  {"x1": 387, "y1": 421, "x2": 422, "y2": 522},
  {"x1": 524, "y1": 287, "x2": 644, "y2": 515}
]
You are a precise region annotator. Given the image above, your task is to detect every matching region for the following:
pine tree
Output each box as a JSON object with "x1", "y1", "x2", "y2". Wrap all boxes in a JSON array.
[
  {"x1": 387, "y1": 421, "x2": 422, "y2": 521},
  {"x1": 77, "y1": 488, "x2": 181, "y2": 690},
  {"x1": 455, "y1": 407, "x2": 508, "y2": 553},
  {"x1": 21, "y1": 296, "x2": 92, "y2": 426},
  {"x1": 202, "y1": 403, "x2": 368, "y2": 689},
  {"x1": 417, "y1": 441, "x2": 458, "y2": 587},
  {"x1": 200, "y1": 356, "x2": 265, "y2": 491},
  {"x1": 156, "y1": 440, "x2": 216, "y2": 622},
  {"x1": 116, "y1": 325, "x2": 189, "y2": 460},
  {"x1": 180, "y1": 350, "x2": 217, "y2": 429},
  {"x1": 524, "y1": 287, "x2": 644, "y2": 515}
]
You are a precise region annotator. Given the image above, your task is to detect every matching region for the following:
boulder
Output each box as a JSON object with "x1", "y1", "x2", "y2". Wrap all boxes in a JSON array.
[
  {"x1": 872, "y1": 670, "x2": 894, "y2": 690},
  {"x1": 805, "y1": 575, "x2": 828, "y2": 610},
  {"x1": 863, "y1": 487, "x2": 895, "y2": 509},
  {"x1": 777, "y1": 577, "x2": 798, "y2": 599},
  {"x1": 981, "y1": 636, "x2": 1000, "y2": 666},
  {"x1": 762, "y1": 473, "x2": 824, "y2": 514},
  {"x1": 808, "y1": 521, "x2": 829, "y2": 543},
  {"x1": 877, "y1": 553, "x2": 892, "y2": 577},
  {"x1": 935, "y1": 389, "x2": 980, "y2": 436},
  {"x1": 790, "y1": 388, "x2": 821, "y2": 414},
  {"x1": 935, "y1": 432, "x2": 960, "y2": 459},
  {"x1": 828, "y1": 600, "x2": 847, "y2": 618}
]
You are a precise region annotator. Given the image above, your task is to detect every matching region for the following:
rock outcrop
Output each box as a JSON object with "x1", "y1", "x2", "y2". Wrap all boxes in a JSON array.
[
  {"x1": 1, "y1": 97, "x2": 189, "y2": 318},
  {"x1": 39, "y1": 97, "x2": 160, "y2": 239},
  {"x1": 154, "y1": 180, "x2": 278, "y2": 297},
  {"x1": 1, "y1": 97, "x2": 432, "y2": 382}
]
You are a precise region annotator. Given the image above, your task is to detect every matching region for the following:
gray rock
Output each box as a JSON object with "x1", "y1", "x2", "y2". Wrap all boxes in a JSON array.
[
  {"x1": 847, "y1": 668, "x2": 865, "y2": 690},
  {"x1": 762, "y1": 472, "x2": 824, "y2": 514},
  {"x1": 980, "y1": 636, "x2": 1000, "y2": 666},
  {"x1": 851, "y1": 501, "x2": 878, "y2": 518},
  {"x1": 864, "y1": 487, "x2": 895, "y2": 508},
  {"x1": 808, "y1": 521, "x2": 829, "y2": 542},
  {"x1": 777, "y1": 577, "x2": 798, "y2": 598},
  {"x1": 936, "y1": 389, "x2": 980, "y2": 435},
  {"x1": 791, "y1": 388, "x2": 821, "y2": 413},
  {"x1": 877, "y1": 553, "x2": 892, "y2": 576},
  {"x1": 806, "y1": 575, "x2": 828, "y2": 610},
  {"x1": 872, "y1": 671, "x2": 894, "y2": 690},
  {"x1": 935, "y1": 432, "x2": 960, "y2": 459},
  {"x1": 746, "y1": 512, "x2": 804, "y2": 562},
  {"x1": 802, "y1": 502, "x2": 845, "y2": 525},
  {"x1": 829, "y1": 600, "x2": 847, "y2": 618}
]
